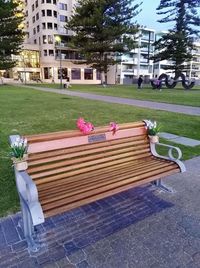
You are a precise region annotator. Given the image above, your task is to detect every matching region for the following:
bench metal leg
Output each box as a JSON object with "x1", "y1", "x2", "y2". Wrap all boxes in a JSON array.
[
  {"x1": 20, "y1": 199, "x2": 40, "y2": 252},
  {"x1": 152, "y1": 179, "x2": 174, "y2": 193}
]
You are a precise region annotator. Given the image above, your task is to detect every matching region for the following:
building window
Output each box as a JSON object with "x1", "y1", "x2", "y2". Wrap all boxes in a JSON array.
[
  {"x1": 42, "y1": 10, "x2": 45, "y2": 16},
  {"x1": 37, "y1": 25, "x2": 40, "y2": 32},
  {"x1": 47, "y1": 22, "x2": 53, "y2": 29},
  {"x1": 48, "y1": 35, "x2": 53, "y2": 44},
  {"x1": 84, "y1": 69, "x2": 93, "y2": 80},
  {"x1": 47, "y1": 10, "x2": 52, "y2": 16},
  {"x1": 32, "y1": 16, "x2": 35, "y2": 23},
  {"x1": 41, "y1": 0, "x2": 44, "y2": 3},
  {"x1": 33, "y1": 28, "x2": 36, "y2": 35},
  {"x1": 32, "y1": 4, "x2": 34, "y2": 11},
  {"x1": 34, "y1": 39, "x2": 37, "y2": 44},
  {"x1": 43, "y1": 35, "x2": 47, "y2": 44},
  {"x1": 53, "y1": 0, "x2": 56, "y2": 4},
  {"x1": 35, "y1": 0, "x2": 38, "y2": 7},
  {"x1": 36, "y1": 12, "x2": 39, "y2": 20},
  {"x1": 42, "y1": 23, "x2": 46, "y2": 29},
  {"x1": 71, "y1": 68, "x2": 81, "y2": 80},
  {"x1": 46, "y1": 0, "x2": 51, "y2": 3},
  {"x1": 59, "y1": 3, "x2": 67, "y2": 10},
  {"x1": 44, "y1": 67, "x2": 52, "y2": 79},
  {"x1": 60, "y1": 15, "x2": 67, "y2": 22},
  {"x1": 54, "y1": 23, "x2": 58, "y2": 30},
  {"x1": 44, "y1": 50, "x2": 47, "y2": 56},
  {"x1": 49, "y1": 50, "x2": 54, "y2": 56},
  {"x1": 53, "y1": 11, "x2": 57, "y2": 17}
]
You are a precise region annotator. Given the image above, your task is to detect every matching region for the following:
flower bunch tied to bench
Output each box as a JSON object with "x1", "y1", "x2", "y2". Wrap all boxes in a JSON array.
[
  {"x1": 11, "y1": 137, "x2": 28, "y2": 171},
  {"x1": 77, "y1": 117, "x2": 94, "y2": 134},
  {"x1": 145, "y1": 120, "x2": 161, "y2": 143}
]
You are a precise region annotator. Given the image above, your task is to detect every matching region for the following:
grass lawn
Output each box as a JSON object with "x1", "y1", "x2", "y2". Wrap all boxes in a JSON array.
[
  {"x1": 1, "y1": 84, "x2": 200, "y2": 216},
  {"x1": 28, "y1": 83, "x2": 200, "y2": 107}
]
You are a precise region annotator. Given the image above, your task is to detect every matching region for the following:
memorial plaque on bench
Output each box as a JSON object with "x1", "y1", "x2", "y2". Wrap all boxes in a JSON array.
[{"x1": 88, "y1": 134, "x2": 106, "y2": 143}]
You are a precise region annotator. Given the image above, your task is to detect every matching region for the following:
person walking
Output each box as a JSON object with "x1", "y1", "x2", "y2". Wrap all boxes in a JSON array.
[{"x1": 137, "y1": 75, "x2": 143, "y2": 89}]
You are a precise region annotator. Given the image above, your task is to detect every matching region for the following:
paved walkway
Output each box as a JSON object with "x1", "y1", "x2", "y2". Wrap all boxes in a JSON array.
[
  {"x1": 0, "y1": 157, "x2": 200, "y2": 268},
  {"x1": 19, "y1": 85, "x2": 200, "y2": 116}
]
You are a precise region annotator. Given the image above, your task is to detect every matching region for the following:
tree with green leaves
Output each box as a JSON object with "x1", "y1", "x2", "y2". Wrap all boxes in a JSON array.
[
  {"x1": 66, "y1": 0, "x2": 142, "y2": 84},
  {"x1": 0, "y1": 0, "x2": 24, "y2": 70},
  {"x1": 152, "y1": 0, "x2": 200, "y2": 77}
]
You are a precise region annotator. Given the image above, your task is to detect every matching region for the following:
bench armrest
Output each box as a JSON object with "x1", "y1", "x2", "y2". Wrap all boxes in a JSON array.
[
  {"x1": 150, "y1": 142, "x2": 186, "y2": 173},
  {"x1": 9, "y1": 135, "x2": 44, "y2": 225}
]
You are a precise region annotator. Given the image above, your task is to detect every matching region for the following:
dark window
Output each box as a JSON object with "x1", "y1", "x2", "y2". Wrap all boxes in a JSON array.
[
  {"x1": 42, "y1": 10, "x2": 45, "y2": 16},
  {"x1": 84, "y1": 69, "x2": 93, "y2": 80},
  {"x1": 36, "y1": 12, "x2": 39, "y2": 20},
  {"x1": 43, "y1": 35, "x2": 47, "y2": 44},
  {"x1": 44, "y1": 67, "x2": 52, "y2": 79},
  {"x1": 32, "y1": 4, "x2": 34, "y2": 11},
  {"x1": 47, "y1": 22, "x2": 53, "y2": 29},
  {"x1": 71, "y1": 68, "x2": 81, "y2": 80},
  {"x1": 47, "y1": 10, "x2": 52, "y2": 16},
  {"x1": 44, "y1": 50, "x2": 47, "y2": 56},
  {"x1": 49, "y1": 50, "x2": 54, "y2": 56}
]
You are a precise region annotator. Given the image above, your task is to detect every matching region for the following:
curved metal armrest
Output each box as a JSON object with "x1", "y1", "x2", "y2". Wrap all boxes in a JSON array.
[
  {"x1": 150, "y1": 142, "x2": 186, "y2": 173},
  {"x1": 16, "y1": 170, "x2": 39, "y2": 204},
  {"x1": 151, "y1": 142, "x2": 182, "y2": 160}
]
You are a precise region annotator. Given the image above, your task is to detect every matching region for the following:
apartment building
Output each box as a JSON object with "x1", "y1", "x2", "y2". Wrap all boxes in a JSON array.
[
  {"x1": 12, "y1": 0, "x2": 101, "y2": 84},
  {"x1": 5, "y1": 1, "x2": 200, "y2": 84},
  {"x1": 114, "y1": 28, "x2": 155, "y2": 85}
]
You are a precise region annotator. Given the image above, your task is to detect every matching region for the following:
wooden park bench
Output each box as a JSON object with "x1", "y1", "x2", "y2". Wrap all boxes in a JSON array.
[{"x1": 9, "y1": 121, "x2": 186, "y2": 251}]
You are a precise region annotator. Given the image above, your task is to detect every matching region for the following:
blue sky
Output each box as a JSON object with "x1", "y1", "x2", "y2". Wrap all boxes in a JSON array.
[{"x1": 136, "y1": 0, "x2": 174, "y2": 31}]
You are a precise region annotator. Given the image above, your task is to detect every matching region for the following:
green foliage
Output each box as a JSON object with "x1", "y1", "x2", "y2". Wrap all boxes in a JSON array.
[
  {"x1": 0, "y1": 85, "x2": 200, "y2": 215},
  {"x1": 152, "y1": 0, "x2": 200, "y2": 76},
  {"x1": 66, "y1": 0, "x2": 142, "y2": 82},
  {"x1": 10, "y1": 137, "x2": 28, "y2": 160},
  {"x1": 0, "y1": 0, "x2": 25, "y2": 70}
]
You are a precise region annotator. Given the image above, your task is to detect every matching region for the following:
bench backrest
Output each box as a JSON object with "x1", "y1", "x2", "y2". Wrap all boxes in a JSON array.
[{"x1": 25, "y1": 121, "x2": 150, "y2": 186}]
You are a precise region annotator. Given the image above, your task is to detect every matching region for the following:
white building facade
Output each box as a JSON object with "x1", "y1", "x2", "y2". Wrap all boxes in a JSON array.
[{"x1": 14, "y1": 0, "x2": 101, "y2": 84}]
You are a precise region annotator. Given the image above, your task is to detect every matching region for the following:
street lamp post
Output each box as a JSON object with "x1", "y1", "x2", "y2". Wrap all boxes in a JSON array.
[{"x1": 55, "y1": 36, "x2": 62, "y2": 89}]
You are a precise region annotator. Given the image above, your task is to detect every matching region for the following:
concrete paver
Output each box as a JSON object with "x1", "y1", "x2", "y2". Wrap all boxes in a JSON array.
[
  {"x1": 160, "y1": 132, "x2": 200, "y2": 147},
  {"x1": 0, "y1": 157, "x2": 200, "y2": 267}
]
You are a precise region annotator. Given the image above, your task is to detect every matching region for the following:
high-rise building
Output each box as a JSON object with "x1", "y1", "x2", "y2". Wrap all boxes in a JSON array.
[
  {"x1": 12, "y1": 0, "x2": 101, "y2": 84},
  {"x1": 4, "y1": 1, "x2": 200, "y2": 84}
]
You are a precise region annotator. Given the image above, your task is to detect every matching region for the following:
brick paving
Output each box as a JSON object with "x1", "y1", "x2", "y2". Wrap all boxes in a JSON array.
[{"x1": 0, "y1": 157, "x2": 200, "y2": 267}]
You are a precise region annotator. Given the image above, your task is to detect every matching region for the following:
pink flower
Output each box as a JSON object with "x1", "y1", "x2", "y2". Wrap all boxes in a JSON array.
[
  {"x1": 76, "y1": 117, "x2": 85, "y2": 129},
  {"x1": 109, "y1": 122, "x2": 119, "y2": 135},
  {"x1": 76, "y1": 118, "x2": 94, "y2": 135}
]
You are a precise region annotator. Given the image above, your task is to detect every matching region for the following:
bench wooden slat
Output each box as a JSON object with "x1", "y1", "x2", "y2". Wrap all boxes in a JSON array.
[
  {"x1": 30, "y1": 151, "x2": 151, "y2": 181},
  {"x1": 28, "y1": 135, "x2": 147, "y2": 161},
  {"x1": 37, "y1": 157, "x2": 159, "y2": 193},
  {"x1": 28, "y1": 139, "x2": 148, "y2": 166},
  {"x1": 38, "y1": 161, "x2": 175, "y2": 201},
  {"x1": 28, "y1": 127, "x2": 146, "y2": 154},
  {"x1": 27, "y1": 144, "x2": 150, "y2": 173},
  {"x1": 43, "y1": 167, "x2": 180, "y2": 217},
  {"x1": 26, "y1": 122, "x2": 145, "y2": 143}
]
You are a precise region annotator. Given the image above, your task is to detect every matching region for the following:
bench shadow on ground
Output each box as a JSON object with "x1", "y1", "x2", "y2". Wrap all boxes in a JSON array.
[
  {"x1": 0, "y1": 185, "x2": 174, "y2": 267},
  {"x1": 33, "y1": 184, "x2": 173, "y2": 256}
]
